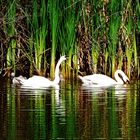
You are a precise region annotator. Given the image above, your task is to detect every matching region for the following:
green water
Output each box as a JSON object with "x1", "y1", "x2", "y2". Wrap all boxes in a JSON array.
[{"x1": 0, "y1": 79, "x2": 139, "y2": 139}]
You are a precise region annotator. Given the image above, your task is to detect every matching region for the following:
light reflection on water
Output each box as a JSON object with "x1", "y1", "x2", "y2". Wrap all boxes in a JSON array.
[{"x1": 0, "y1": 79, "x2": 140, "y2": 139}]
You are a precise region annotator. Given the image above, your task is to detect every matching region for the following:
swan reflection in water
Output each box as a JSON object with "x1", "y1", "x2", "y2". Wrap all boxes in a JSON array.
[
  {"x1": 80, "y1": 82, "x2": 129, "y2": 100},
  {"x1": 17, "y1": 84, "x2": 61, "y2": 105}
]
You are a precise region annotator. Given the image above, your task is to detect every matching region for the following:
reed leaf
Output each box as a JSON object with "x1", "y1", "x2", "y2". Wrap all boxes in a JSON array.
[
  {"x1": 6, "y1": 0, "x2": 16, "y2": 72},
  {"x1": 109, "y1": 17, "x2": 120, "y2": 75},
  {"x1": 92, "y1": 45, "x2": 100, "y2": 73},
  {"x1": 30, "y1": 0, "x2": 48, "y2": 75},
  {"x1": 48, "y1": 0, "x2": 59, "y2": 78},
  {"x1": 59, "y1": 0, "x2": 81, "y2": 78},
  {"x1": 133, "y1": 34, "x2": 137, "y2": 67}
]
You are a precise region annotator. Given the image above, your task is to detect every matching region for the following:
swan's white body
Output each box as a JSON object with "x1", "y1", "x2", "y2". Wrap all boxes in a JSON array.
[
  {"x1": 79, "y1": 70, "x2": 129, "y2": 86},
  {"x1": 16, "y1": 56, "x2": 66, "y2": 88}
]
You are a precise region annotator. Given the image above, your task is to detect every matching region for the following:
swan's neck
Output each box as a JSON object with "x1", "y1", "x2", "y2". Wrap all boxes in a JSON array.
[
  {"x1": 53, "y1": 59, "x2": 63, "y2": 84},
  {"x1": 114, "y1": 71, "x2": 124, "y2": 84}
]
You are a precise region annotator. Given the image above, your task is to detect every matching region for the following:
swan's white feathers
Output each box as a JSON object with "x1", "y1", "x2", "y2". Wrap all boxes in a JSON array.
[
  {"x1": 80, "y1": 74, "x2": 117, "y2": 85},
  {"x1": 20, "y1": 76, "x2": 53, "y2": 87},
  {"x1": 12, "y1": 75, "x2": 27, "y2": 84},
  {"x1": 79, "y1": 70, "x2": 129, "y2": 86},
  {"x1": 12, "y1": 55, "x2": 66, "y2": 88}
]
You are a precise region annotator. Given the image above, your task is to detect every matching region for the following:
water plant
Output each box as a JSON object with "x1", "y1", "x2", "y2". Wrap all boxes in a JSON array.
[
  {"x1": 30, "y1": 0, "x2": 48, "y2": 76},
  {"x1": 59, "y1": 0, "x2": 81, "y2": 78},
  {"x1": 0, "y1": 0, "x2": 140, "y2": 79},
  {"x1": 5, "y1": 0, "x2": 16, "y2": 72},
  {"x1": 47, "y1": 0, "x2": 60, "y2": 78}
]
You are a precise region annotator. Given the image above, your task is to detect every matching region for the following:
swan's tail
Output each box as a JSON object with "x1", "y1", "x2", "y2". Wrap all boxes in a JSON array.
[
  {"x1": 78, "y1": 75, "x2": 83, "y2": 81},
  {"x1": 78, "y1": 75, "x2": 95, "y2": 85},
  {"x1": 15, "y1": 78, "x2": 25, "y2": 84},
  {"x1": 13, "y1": 76, "x2": 27, "y2": 85},
  {"x1": 78, "y1": 75, "x2": 90, "y2": 84}
]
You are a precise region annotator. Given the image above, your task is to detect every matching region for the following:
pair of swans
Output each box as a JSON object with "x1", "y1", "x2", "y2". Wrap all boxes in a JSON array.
[
  {"x1": 79, "y1": 70, "x2": 129, "y2": 87},
  {"x1": 12, "y1": 55, "x2": 129, "y2": 88}
]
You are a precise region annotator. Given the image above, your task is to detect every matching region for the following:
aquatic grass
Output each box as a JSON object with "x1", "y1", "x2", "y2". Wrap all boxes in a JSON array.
[
  {"x1": 117, "y1": 49, "x2": 123, "y2": 70},
  {"x1": 125, "y1": 47, "x2": 132, "y2": 78},
  {"x1": 91, "y1": 45, "x2": 100, "y2": 73},
  {"x1": 104, "y1": 48, "x2": 109, "y2": 74},
  {"x1": 48, "y1": 0, "x2": 59, "y2": 78},
  {"x1": 38, "y1": 0, "x2": 48, "y2": 74},
  {"x1": 109, "y1": 0, "x2": 122, "y2": 75},
  {"x1": 0, "y1": 0, "x2": 140, "y2": 79},
  {"x1": 108, "y1": 17, "x2": 120, "y2": 75},
  {"x1": 125, "y1": 34, "x2": 138, "y2": 78},
  {"x1": 28, "y1": 36, "x2": 34, "y2": 76},
  {"x1": 133, "y1": 34, "x2": 138, "y2": 68},
  {"x1": 121, "y1": 2, "x2": 134, "y2": 77},
  {"x1": 59, "y1": 0, "x2": 81, "y2": 78},
  {"x1": 90, "y1": 0, "x2": 104, "y2": 73},
  {"x1": 136, "y1": 0, "x2": 140, "y2": 31},
  {"x1": 31, "y1": 0, "x2": 48, "y2": 75},
  {"x1": 6, "y1": 0, "x2": 16, "y2": 72}
]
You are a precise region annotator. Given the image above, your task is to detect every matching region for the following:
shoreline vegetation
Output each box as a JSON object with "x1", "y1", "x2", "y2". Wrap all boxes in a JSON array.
[{"x1": 0, "y1": 0, "x2": 140, "y2": 80}]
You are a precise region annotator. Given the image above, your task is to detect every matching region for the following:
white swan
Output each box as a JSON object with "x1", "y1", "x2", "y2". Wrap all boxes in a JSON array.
[
  {"x1": 78, "y1": 70, "x2": 129, "y2": 86},
  {"x1": 11, "y1": 73, "x2": 27, "y2": 84},
  {"x1": 17, "y1": 55, "x2": 66, "y2": 88}
]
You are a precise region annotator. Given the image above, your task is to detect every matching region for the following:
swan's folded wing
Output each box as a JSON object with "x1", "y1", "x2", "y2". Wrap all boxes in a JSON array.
[
  {"x1": 21, "y1": 75, "x2": 53, "y2": 87},
  {"x1": 81, "y1": 74, "x2": 117, "y2": 85}
]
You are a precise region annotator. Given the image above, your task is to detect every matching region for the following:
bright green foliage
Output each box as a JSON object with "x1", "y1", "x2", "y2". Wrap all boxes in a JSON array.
[
  {"x1": 6, "y1": 1, "x2": 16, "y2": 71},
  {"x1": 47, "y1": 0, "x2": 59, "y2": 78},
  {"x1": 59, "y1": 0, "x2": 81, "y2": 78},
  {"x1": 32, "y1": 0, "x2": 48, "y2": 75},
  {"x1": 1, "y1": 0, "x2": 140, "y2": 79}
]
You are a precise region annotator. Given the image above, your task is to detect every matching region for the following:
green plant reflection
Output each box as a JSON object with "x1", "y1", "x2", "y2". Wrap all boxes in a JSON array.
[{"x1": 0, "y1": 80, "x2": 139, "y2": 139}]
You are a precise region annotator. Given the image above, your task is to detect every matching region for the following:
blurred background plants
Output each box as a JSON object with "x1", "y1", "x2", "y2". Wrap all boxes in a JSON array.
[{"x1": 0, "y1": 0, "x2": 140, "y2": 79}]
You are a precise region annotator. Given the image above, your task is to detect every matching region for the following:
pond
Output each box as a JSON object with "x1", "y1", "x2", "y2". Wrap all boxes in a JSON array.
[{"x1": 0, "y1": 78, "x2": 140, "y2": 139}]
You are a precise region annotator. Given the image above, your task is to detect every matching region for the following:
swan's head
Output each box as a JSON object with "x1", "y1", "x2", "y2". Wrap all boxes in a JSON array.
[
  {"x1": 122, "y1": 74, "x2": 130, "y2": 84},
  {"x1": 115, "y1": 70, "x2": 130, "y2": 84},
  {"x1": 59, "y1": 55, "x2": 67, "y2": 62},
  {"x1": 11, "y1": 72, "x2": 15, "y2": 78}
]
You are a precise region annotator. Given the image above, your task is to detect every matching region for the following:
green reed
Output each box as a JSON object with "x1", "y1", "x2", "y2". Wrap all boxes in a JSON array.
[
  {"x1": 6, "y1": 0, "x2": 16, "y2": 72},
  {"x1": 121, "y1": 1, "x2": 134, "y2": 77},
  {"x1": 47, "y1": 0, "x2": 59, "y2": 78},
  {"x1": 109, "y1": 0, "x2": 121, "y2": 75},
  {"x1": 91, "y1": 45, "x2": 100, "y2": 73},
  {"x1": 0, "y1": 0, "x2": 140, "y2": 79},
  {"x1": 109, "y1": 17, "x2": 120, "y2": 75},
  {"x1": 31, "y1": 0, "x2": 47, "y2": 75},
  {"x1": 135, "y1": 0, "x2": 140, "y2": 30},
  {"x1": 59, "y1": 0, "x2": 81, "y2": 78}
]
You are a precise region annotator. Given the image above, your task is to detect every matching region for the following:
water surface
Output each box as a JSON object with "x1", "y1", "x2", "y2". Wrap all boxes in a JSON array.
[{"x1": 0, "y1": 78, "x2": 140, "y2": 139}]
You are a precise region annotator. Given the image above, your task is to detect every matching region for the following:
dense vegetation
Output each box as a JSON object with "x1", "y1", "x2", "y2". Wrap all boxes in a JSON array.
[{"x1": 0, "y1": 0, "x2": 140, "y2": 79}]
